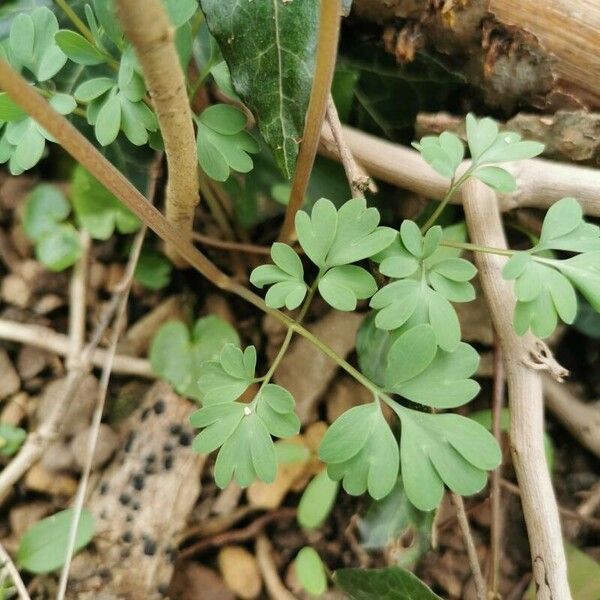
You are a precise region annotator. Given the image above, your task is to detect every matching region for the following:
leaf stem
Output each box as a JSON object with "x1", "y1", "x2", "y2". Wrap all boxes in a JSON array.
[
  {"x1": 440, "y1": 239, "x2": 515, "y2": 257},
  {"x1": 421, "y1": 170, "x2": 472, "y2": 233},
  {"x1": 53, "y1": 0, "x2": 96, "y2": 45}
]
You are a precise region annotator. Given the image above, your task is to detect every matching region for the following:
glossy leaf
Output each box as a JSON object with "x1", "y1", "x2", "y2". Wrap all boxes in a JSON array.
[{"x1": 200, "y1": 0, "x2": 318, "y2": 178}]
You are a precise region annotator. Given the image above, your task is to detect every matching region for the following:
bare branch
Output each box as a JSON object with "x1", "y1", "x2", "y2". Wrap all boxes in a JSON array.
[{"x1": 115, "y1": 0, "x2": 198, "y2": 265}]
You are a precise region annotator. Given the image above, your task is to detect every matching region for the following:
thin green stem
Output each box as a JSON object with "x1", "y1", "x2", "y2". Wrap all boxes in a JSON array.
[
  {"x1": 54, "y1": 0, "x2": 96, "y2": 45},
  {"x1": 421, "y1": 170, "x2": 472, "y2": 233},
  {"x1": 440, "y1": 239, "x2": 515, "y2": 257}
]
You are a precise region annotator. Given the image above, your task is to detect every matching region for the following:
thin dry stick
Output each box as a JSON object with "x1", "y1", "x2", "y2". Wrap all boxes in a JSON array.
[
  {"x1": 489, "y1": 337, "x2": 505, "y2": 599},
  {"x1": 462, "y1": 178, "x2": 571, "y2": 600},
  {"x1": 0, "y1": 319, "x2": 152, "y2": 378},
  {"x1": 57, "y1": 160, "x2": 160, "y2": 600},
  {"x1": 255, "y1": 535, "x2": 297, "y2": 600},
  {"x1": 278, "y1": 0, "x2": 342, "y2": 241},
  {"x1": 116, "y1": 0, "x2": 198, "y2": 265},
  {"x1": 325, "y1": 94, "x2": 374, "y2": 196},
  {"x1": 67, "y1": 230, "x2": 90, "y2": 364},
  {"x1": 0, "y1": 540, "x2": 31, "y2": 600},
  {"x1": 450, "y1": 493, "x2": 487, "y2": 600}
]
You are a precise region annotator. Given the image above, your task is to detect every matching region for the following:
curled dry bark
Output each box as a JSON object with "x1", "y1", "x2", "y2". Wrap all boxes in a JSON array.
[
  {"x1": 352, "y1": 0, "x2": 600, "y2": 111},
  {"x1": 116, "y1": 0, "x2": 198, "y2": 265},
  {"x1": 462, "y1": 178, "x2": 571, "y2": 600}
]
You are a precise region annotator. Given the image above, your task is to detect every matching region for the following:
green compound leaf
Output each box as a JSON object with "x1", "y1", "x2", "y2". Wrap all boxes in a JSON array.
[
  {"x1": 334, "y1": 566, "x2": 442, "y2": 600},
  {"x1": 149, "y1": 317, "x2": 240, "y2": 402},
  {"x1": 465, "y1": 113, "x2": 544, "y2": 164},
  {"x1": 554, "y1": 252, "x2": 600, "y2": 312},
  {"x1": 18, "y1": 509, "x2": 95, "y2": 574},
  {"x1": 0, "y1": 423, "x2": 26, "y2": 456},
  {"x1": 318, "y1": 265, "x2": 377, "y2": 311},
  {"x1": 296, "y1": 198, "x2": 396, "y2": 269},
  {"x1": 70, "y1": 165, "x2": 140, "y2": 239},
  {"x1": 197, "y1": 104, "x2": 259, "y2": 181},
  {"x1": 387, "y1": 342, "x2": 480, "y2": 409},
  {"x1": 412, "y1": 131, "x2": 464, "y2": 180},
  {"x1": 134, "y1": 246, "x2": 172, "y2": 290},
  {"x1": 54, "y1": 30, "x2": 106, "y2": 65},
  {"x1": 391, "y1": 406, "x2": 501, "y2": 511},
  {"x1": 296, "y1": 547, "x2": 328, "y2": 596},
  {"x1": 22, "y1": 184, "x2": 81, "y2": 271},
  {"x1": 0, "y1": 92, "x2": 26, "y2": 121},
  {"x1": 191, "y1": 383, "x2": 299, "y2": 487},
  {"x1": 298, "y1": 470, "x2": 339, "y2": 529},
  {"x1": 164, "y1": 0, "x2": 198, "y2": 28},
  {"x1": 197, "y1": 344, "x2": 257, "y2": 405},
  {"x1": 320, "y1": 402, "x2": 399, "y2": 500},
  {"x1": 9, "y1": 8, "x2": 67, "y2": 82},
  {"x1": 200, "y1": 0, "x2": 318, "y2": 178},
  {"x1": 250, "y1": 243, "x2": 307, "y2": 310},
  {"x1": 473, "y1": 165, "x2": 516, "y2": 193}
]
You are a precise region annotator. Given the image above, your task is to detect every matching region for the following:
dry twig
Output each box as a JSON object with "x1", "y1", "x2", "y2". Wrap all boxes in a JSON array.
[{"x1": 0, "y1": 540, "x2": 31, "y2": 600}]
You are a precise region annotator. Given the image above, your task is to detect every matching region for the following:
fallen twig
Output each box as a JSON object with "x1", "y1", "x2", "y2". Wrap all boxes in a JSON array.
[
  {"x1": 0, "y1": 540, "x2": 31, "y2": 600},
  {"x1": 255, "y1": 534, "x2": 297, "y2": 600}
]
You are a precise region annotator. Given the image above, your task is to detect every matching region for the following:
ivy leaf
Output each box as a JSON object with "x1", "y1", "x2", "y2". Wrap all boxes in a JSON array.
[
  {"x1": 22, "y1": 184, "x2": 81, "y2": 271},
  {"x1": 0, "y1": 423, "x2": 26, "y2": 456},
  {"x1": 388, "y1": 342, "x2": 480, "y2": 409},
  {"x1": 149, "y1": 317, "x2": 240, "y2": 401},
  {"x1": 250, "y1": 242, "x2": 307, "y2": 310},
  {"x1": 320, "y1": 402, "x2": 399, "y2": 500},
  {"x1": 334, "y1": 566, "x2": 442, "y2": 600},
  {"x1": 391, "y1": 406, "x2": 501, "y2": 510},
  {"x1": 70, "y1": 166, "x2": 140, "y2": 239},
  {"x1": 318, "y1": 265, "x2": 377, "y2": 311},
  {"x1": 197, "y1": 344, "x2": 257, "y2": 405},
  {"x1": 134, "y1": 246, "x2": 171, "y2": 290},
  {"x1": 191, "y1": 383, "x2": 299, "y2": 487},
  {"x1": 296, "y1": 547, "x2": 328, "y2": 596},
  {"x1": 412, "y1": 132, "x2": 464, "y2": 179},
  {"x1": 196, "y1": 104, "x2": 259, "y2": 181},
  {"x1": 296, "y1": 198, "x2": 395, "y2": 269},
  {"x1": 298, "y1": 470, "x2": 339, "y2": 529},
  {"x1": 9, "y1": 8, "x2": 67, "y2": 82},
  {"x1": 200, "y1": 0, "x2": 318, "y2": 178},
  {"x1": 54, "y1": 30, "x2": 106, "y2": 65},
  {"x1": 17, "y1": 509, "x2": 95, "y2": 574}
]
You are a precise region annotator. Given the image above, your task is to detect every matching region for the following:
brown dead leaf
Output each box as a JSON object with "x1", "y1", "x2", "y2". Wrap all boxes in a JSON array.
[
  {"x1": 1, "y1": 274, "x2": 31, "y2": 309},
  {"x1": 0, "y1": 349, "x2": 20, "y2": 400},
  {"x1": 218, "y1": 545, "x2": 263, "y2": 600},
  {"x1": 17, "y1": 346, "x2": 50, "y2": 380},
  {"x1": 70, "y1": 424, "x2": 119, "y2": 471},
  {"x1": 169, "y1": 563, "x2": 234, "y2": 600},
  {"x1": 25, "y1": 463, "x2": 77, "y2": 497},
  {"x1": 326, "y1": 375, "x2": 372, "y2": 423}
]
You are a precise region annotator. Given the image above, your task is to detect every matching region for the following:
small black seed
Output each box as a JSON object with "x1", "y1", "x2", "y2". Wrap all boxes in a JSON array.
[
  {"x1": 166, "y1": 547, "x2": 177, "y2": 563},
  {"x1": 99, "y1": 568, "x2": 111, "y2": 580},
  {"x1": 120, "y1": 548, "x2": 131, "y2": 559},
  {"x1": 141, "y1": 407, "x2": 151, "y2": 421},
  {"x1": 143, "y1": 538, "x2": 157, "y2": 556},
  {"x1": 119, "y1": 493, "x2": 131, "y2": 506},
  {"x1": 178, "y1": 432, "x2": 192, "y2": 446},
  {"x1": 132, "y1": 501, "x2": 140, "y2": 511},
  {"x1": 169, "y1": 423, "x2": 182, "y2": 435},
  {"x1": 163, "y1": 455, "x2": 173, "y2": 470},
  {"x1": 122, "y1": 531, "x2": 133, "y2": 543},
  {"x1": 163, "y1": 443, "x2": 173, "y2": 453},
  {"x1": 124, "y1": 432, "x2": 136, "y2": 453},
  {"x1": 144, "y1": 463, "x2": 156, "y2": 475},
  {"x1": 99, "y1": 482, "x2": 108, "y2": 495},
  {"x1": 145, "y1": 453, "x2": 156, "y2": 463},
  {"x1": 126, "y1": 513, "x2": 134, "y2": 523},
  {"x1": 153, "y1": 400, "x2": 166, "y2": 414},
  {"x1": 132, "y1": 473, "x2": 145, "y2": 491}
]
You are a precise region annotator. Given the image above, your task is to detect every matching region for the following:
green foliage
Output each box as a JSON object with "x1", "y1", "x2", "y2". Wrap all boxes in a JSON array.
[
  {"x1": 22, "y1": 184, "x2": 81, "y2": 271},
  {"x1": 320, "y1": 401, "x2": 399, "y2": 500},
  {"x1": 70, "y1": 165, "x2": 140, "y2": 239},
  {"x1": 196, "y1": 104, "x2": 259, "y2": 181},
  {"x1": 0, "y1": 423, "x2": 26, "y2": 456},
  {"x1": 200, "y1": 0, "x2": 319, "y2": 178},
  {"x1": 55, "y1": 29, "x2": 106, "y2": 65},
  {"x1": 297, "y1": 470, "x2": 339, "y2": 529},
  {"x1": 334, "y1": 566, "x2": 442, "y2": 600},
  {"x1": 149, "y1": 316, "x2": 240, "y2": 402},
  {"x1": 502, "y1": 197, "x2": 600, "y2": 337},
  {"x1": 412, "y1": 113, "x2": 544, "y2": 192},
  {"x1": 17, "y1": 509, "x2": 94, "y2": 574},
  {"x1": 295, "y1": 547, "x2": 328, "y2": 596},
  {"x1": 134, "y1": 246, "x2": 172, "y2": 290},
  {"x1": 252, "y1": 198, "x2": 394, "y2": 312}
]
